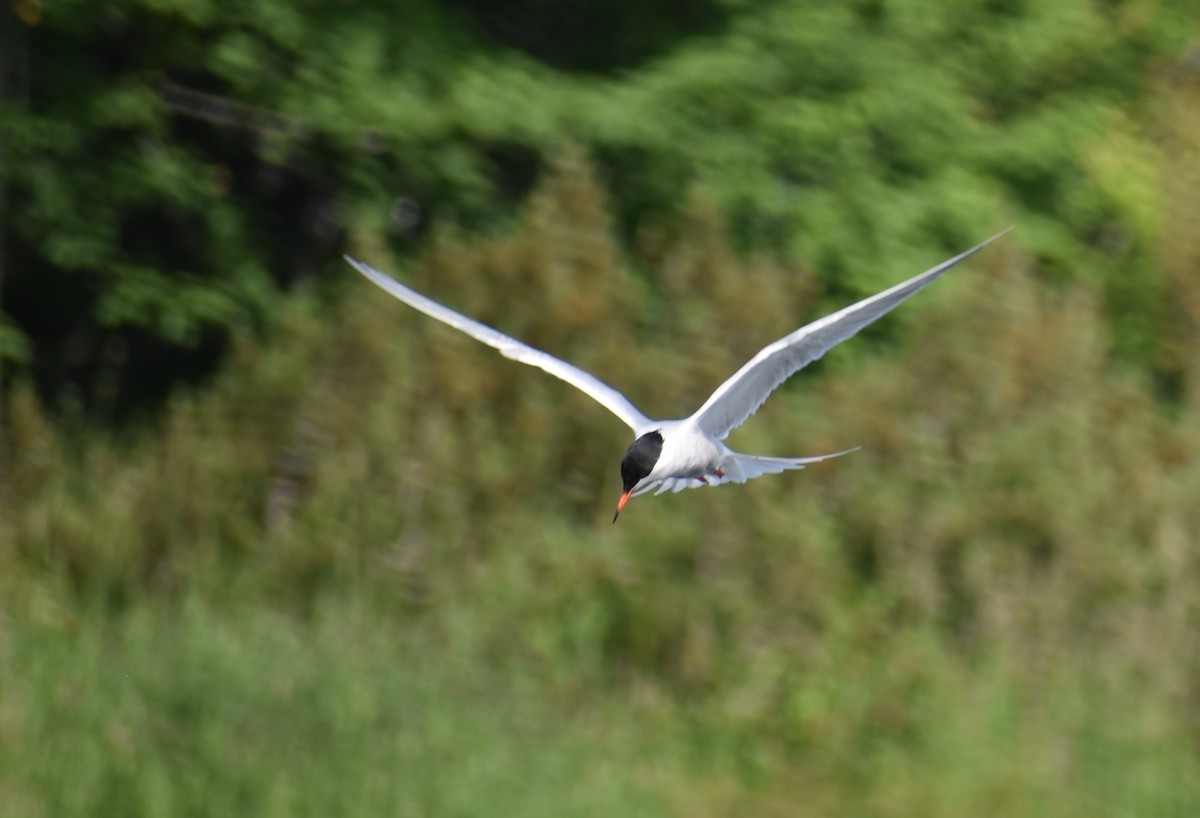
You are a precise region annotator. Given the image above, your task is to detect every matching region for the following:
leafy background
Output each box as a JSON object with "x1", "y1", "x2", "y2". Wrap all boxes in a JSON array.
[{"x1": 2, "y1": 0, "x2": 1200, "y2": 814}]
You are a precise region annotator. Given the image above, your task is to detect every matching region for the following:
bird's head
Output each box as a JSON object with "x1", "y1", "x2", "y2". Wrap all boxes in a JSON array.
[{"x1": 613, "y1": 430, "x2": 664, "y2": 523}]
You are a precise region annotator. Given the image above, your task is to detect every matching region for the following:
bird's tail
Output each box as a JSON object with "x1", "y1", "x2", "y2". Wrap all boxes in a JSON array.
[
  {"x1": 723, "y1": 446, "x2": 860, "y2": 484},
  {"x1": 632, "y1": 446, "x2": 861, "y2": 497}
]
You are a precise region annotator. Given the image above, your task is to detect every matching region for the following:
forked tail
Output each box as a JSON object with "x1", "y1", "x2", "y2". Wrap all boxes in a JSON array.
[
  {"x1": 632, "y1": 446, "x2": 860, "y2": 497},
  {"x1": 724, "y1": 446, "x2": 860, "y2": 483}
]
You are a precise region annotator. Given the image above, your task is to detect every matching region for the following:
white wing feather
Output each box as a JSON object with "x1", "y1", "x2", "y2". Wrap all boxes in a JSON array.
[
  {"x1": 346, "y1": 256, "x2": 652, "y2": 432},
  {"x1": 688, "y1": 229, "x2": 1012, "y2": 440}
]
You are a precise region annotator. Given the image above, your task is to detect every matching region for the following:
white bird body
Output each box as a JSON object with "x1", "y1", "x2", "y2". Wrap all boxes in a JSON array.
[
  {"x1": 642, "y1": 419, "x2": 723, "y2": 485},
  {"x1": 345, "y1": 227, "x2": 1010, "y2": 520},
  {"x1": 627, "y1": 418, "x2": 852, "y2": 498}
]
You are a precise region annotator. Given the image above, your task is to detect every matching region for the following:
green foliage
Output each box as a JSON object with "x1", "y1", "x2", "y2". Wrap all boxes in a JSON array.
[
  {"x1": 4, "y1": 152, "x2": 1200, "y2": 812},
  {"x1": 3, "y1": 0, "x2": 1200, "y2": 812},
  {"x1": 2, "y1": 0, "x2": 1196, "y2": 412},
  {"x1": 0, "y1": 315, "x2": 31, "y2": 365},
  {"x1": 0, "y1": 601, "x2": 665, "y2": 818}
]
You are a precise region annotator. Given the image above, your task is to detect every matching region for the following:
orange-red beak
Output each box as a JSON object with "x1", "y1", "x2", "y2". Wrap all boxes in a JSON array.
[{"x1": 612, "y1": 489, "x2": 634, "y2": 524}]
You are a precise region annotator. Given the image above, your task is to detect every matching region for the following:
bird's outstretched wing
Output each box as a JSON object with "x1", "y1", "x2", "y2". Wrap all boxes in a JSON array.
[
  {"x1": 688, "y1": 228, "x2": 1013, "y2": 440},
  {"x1": 346, "y1": 256, "x2": 652, "y2": 432}
]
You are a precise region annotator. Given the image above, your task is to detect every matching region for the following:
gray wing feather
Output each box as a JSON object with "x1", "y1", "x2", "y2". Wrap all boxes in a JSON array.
[
  {"x1": 346, "y1": 256, "x2": 652, "y2": 432},
  {"x1": 688, "y1": 229, "x2": 1012, "y2": 440}
]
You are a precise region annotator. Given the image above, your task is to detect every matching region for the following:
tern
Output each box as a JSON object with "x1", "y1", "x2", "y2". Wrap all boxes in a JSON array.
[{"x1": 346, "y1": 228, "x2": 1009, "y2": 522}]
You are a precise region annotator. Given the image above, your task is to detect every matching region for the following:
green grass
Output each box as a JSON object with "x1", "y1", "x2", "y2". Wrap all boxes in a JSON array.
[
  {"x1": 3, "y1": 591, "x2": 1196, "y2": 817},
  {"x1": 0, "y1": 596, "x2": 668, "y2": 818}
]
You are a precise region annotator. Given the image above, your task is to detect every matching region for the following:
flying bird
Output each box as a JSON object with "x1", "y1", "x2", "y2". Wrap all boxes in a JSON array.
[{"x1": 346, "y1": 228, "x2": 1010, "y2": 522}]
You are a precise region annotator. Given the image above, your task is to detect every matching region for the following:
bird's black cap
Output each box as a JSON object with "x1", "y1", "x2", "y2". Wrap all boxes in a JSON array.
[
  {"x1": 620, "y1": 431, "x2": 663, "y2": 493},
  {"x1": 614, "y1": 431, "x2": 663, "y2": 523}
]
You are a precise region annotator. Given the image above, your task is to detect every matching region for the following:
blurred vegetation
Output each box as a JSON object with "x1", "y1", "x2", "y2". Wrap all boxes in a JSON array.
[{"x1": 3, "y1": 0, "x2": 1200, "y2": 815}]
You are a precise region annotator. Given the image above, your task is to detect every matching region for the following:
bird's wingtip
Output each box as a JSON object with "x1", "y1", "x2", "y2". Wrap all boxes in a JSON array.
[{"x1": 344, "y1": 254, "x2": 382, "y2": 279}]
